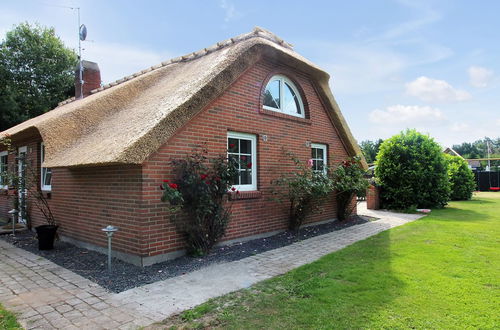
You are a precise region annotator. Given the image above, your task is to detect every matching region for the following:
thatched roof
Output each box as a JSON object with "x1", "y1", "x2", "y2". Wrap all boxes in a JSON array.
[
  {"x1": 443, "y1": 147, "x2": 462, "y2": 158},
  {"x1": 1, "y1": 27, "x2": 364, "y2": 168}
]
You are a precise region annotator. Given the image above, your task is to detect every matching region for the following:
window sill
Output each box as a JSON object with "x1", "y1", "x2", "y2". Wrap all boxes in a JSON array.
[
  {"x1": 229, "y1": 190, "x2": 262, "y2": 201},
  {"x1": 260, "y1": 109, "x2": 311, "y2": 124}
]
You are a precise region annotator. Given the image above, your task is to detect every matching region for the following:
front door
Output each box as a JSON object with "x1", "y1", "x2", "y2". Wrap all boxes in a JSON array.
[{"x1": 17, "y1": 146, "x2": 27, "y2": 224}]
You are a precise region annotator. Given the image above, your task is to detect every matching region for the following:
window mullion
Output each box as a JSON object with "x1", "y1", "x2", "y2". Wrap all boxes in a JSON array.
[{"x1": 280, "y1": 78, "x2": 284, "y2": 112}]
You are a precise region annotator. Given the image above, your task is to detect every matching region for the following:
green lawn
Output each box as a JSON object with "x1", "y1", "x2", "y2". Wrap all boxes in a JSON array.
[
  {"x1": 0, "y1": 304, "x2": 20, "y2": 330},
  {"x1": 159, "y1": 192, "x2": 500, "y2": 329}
]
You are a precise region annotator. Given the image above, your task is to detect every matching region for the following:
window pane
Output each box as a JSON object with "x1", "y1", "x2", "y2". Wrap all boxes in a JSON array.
[
  {"x1": 263, "y1": 80, "x2": 280, "y2": 109},
  {"x1": 283, "y1": 83, "x2": 301, "y2": 114},
  {"x1": 316, "y1": 148, "x2": 324, "y2": 159},
  {"x1": 0, "y1": 155, "x2": 5, "y2": 185},
  {"x1": 228, "y1": 138, "x2": 239, "y2": 152},
  {"x1": 240, "y1": 139, "x2": 251, "y2": 154},
  {"x1": 44, "y1": 168, "x2": 52, "y2": 186},
  {"x1": 240, "y1": 170, "x2": 252, "y2": 185},
  {"x1": 317, "y1": 160, "x2": 324, "y2": 171},
  {"x1": 239, "y1": 155, "x2": 250, "y2": 168},
  {"x1": 311, "y1": 148, "x2": 317, "y2": 159},
  {"x1": 231, "y1": 171, "x2": 239, "y2": 185}
]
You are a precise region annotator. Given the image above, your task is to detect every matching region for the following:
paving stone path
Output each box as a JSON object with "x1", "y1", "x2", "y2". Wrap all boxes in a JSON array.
[{"x1": 0, "y1": 204, "x2": 423, "y2": 329}]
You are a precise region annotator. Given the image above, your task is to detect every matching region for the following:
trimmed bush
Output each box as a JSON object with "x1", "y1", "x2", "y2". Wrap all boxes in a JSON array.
[
  {"x1": 444, "y1": 154, "x2": 476, "y2": 200},
  {"x1": 375, "y1": 129, "x2": 450, "y2": 209}
]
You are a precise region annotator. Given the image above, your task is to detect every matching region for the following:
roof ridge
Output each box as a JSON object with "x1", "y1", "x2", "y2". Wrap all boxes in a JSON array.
[{"x1": 58, "y1": 27, "x2": 293, "y2": 107}]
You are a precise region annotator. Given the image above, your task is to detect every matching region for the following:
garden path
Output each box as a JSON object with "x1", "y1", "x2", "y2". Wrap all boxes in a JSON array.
[{"x1": 0, "y1": 204, "x2": 423, "y2": 329}]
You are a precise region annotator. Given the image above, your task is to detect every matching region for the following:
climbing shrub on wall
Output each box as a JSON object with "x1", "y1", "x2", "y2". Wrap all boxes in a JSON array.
[
  {"x1": 160, "y1": 149, "x2": 238, "y2": 256},
  {"x1": 331, "y1": 157, "x2": 369, "y2": 221}
]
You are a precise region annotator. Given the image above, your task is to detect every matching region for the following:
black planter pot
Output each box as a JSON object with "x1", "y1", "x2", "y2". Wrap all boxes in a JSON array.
[{"x1": 35, "y1": 225, "x2": 58, "y2": 250}]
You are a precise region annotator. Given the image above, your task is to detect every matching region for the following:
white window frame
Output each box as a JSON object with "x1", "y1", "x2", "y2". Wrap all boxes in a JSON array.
[
  {"x1": 263, "y1": 75, "x2": 305, "y2": 118},
  {"x1": 311, "y1": 143, "x2": 328, "y2": 174},
  {"x1": 0, "y1": 151, "x2": 7, "y2": 189},
  {"x1": 40, "y1": 143, "x2": 52, "y2": 191},
  {"x1": 227, "y1": 132, "x2": 257, "y2": 191}
]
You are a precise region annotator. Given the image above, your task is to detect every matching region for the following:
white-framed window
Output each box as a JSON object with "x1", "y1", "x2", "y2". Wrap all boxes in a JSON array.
[
  {"x1": 311, "y1": 143, "x2": 327, "y2": 174},
  {"x1": 0, "y1": 151, "x2": 7, "y2": 189},
  {"x1": 227, "y1": 132, "x2": 257, "y2": 191},
  {"x1": 263, "y1": 75, "x2": 305, "y2": 118},
  {"x1": 40, "y1": 143, "x2": 52, "y2": 191}
]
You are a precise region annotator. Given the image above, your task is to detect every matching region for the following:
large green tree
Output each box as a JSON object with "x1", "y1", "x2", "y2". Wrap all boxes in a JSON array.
[
  {"x1": 0, "y1": 23, "x2": 77, "y2": 130},
  {"x1": 375, "y1": 129, "x2": 450, "y2": 209},
  {"x1": 360, "y1": 139, "x2": 384, "y2": 164}
]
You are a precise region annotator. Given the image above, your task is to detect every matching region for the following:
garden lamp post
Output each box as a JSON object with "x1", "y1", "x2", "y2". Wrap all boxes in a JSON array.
[
  {"x1": 101, "y1": 225, "x2": 118, "y2": 272},
  {"x1": 8, "y1": 209, "x2": 18, "y2": 236}
]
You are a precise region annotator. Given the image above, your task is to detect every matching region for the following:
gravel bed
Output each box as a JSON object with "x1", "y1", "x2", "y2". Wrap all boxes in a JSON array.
[{"x1": 1, "y1": 215, "x2": 376, "y2": 293}]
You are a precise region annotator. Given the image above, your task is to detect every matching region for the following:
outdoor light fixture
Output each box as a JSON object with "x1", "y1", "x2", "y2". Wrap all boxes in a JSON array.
[
  {"x1": 8, "y1": 209, "x2": 18, "y2": 236},
  {"x1": 101, "y1": 225, "x2": 118, "y2": 272}
]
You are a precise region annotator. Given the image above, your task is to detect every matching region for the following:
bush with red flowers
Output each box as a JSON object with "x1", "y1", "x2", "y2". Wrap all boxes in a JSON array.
[
  {"x1": 331, "y1": 156, "x2": 369, "y2": 221},
  {"x1": 160, "y1": 149, "x2": 238, "y2": 256},
  {"x1": 272, "y1": 150, "x2": 334, "y2": 231}
]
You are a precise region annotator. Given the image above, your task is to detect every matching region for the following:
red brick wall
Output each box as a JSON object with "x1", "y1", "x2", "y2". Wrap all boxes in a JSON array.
[
  {"x1": 0, "y1": 137, "x2": 145, "y2": 256},
  {"x1": 1, "y1": 58, "x2": 355, "y2": 262},
  {"x1": 141, "y1": 58, "x2": 352, "y2": 257},
  {"x1": 0, "y1": 137, "x2": 40, "y2": 223},
  {"x1": 367, "y1": 185, "x2": 380, "y2": 210}
]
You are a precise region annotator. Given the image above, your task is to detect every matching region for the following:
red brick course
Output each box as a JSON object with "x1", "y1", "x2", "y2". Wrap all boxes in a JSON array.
[{"x1": 0, "y1": 58, "x2": 354, "y2": 264}]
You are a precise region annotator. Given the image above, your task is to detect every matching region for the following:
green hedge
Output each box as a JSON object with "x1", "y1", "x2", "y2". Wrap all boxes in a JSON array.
[
  {"x1": 375, "y1": 129, "x2": 450, "y2": 209},
  {"x1": 445, "y1": 154, "x2": 476, "y2": 200}
]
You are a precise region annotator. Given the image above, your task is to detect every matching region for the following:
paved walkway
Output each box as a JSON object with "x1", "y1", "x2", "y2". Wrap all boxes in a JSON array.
[{"x1": 0, "y1": 204, "x2": 423, "y2": 329}]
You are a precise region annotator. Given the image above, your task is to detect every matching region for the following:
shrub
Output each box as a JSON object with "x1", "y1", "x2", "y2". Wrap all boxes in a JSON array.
[
  {"x1": 331, "y1": 157, "x2": 369, "y2": 220},
  {"x1": 375, "y1": 129, "x2": 450, "y2": 209},
  {"x1": 161, "y1": 149, "x2": 238, "y2": 256},
  {"x1": 272, "y1": 151, "x2": 334, "y2": 231},
  {"x1": 444, "y1": 154, "x2": 476, "y2": 200}
]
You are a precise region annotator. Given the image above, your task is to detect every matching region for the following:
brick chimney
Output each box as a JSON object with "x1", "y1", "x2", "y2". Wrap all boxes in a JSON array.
[{"x1": 75, "y1": 60, "x2": 101, "y2": 98}]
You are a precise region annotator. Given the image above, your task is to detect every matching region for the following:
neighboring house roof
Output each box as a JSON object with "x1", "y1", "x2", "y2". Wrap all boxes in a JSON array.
[
  {"x1": 443, "y1": 147, "x2": 462, "y2": 158},
  {"x1": 467, "y1": 160, "x2": 481, "y2": 168},
  {"x1": 1, "y1": 27, "x2": 365, "y2": 168}
]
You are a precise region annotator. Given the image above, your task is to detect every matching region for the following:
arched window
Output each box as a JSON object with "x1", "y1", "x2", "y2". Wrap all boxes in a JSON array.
[{"x1": 263, "y1": 75, "x2": 304, "y2": 118}]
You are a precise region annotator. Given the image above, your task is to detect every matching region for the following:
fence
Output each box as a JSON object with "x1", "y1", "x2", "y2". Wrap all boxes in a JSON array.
[{"x1": 474, "y1": 170, "x2": 500, "y2": 191}]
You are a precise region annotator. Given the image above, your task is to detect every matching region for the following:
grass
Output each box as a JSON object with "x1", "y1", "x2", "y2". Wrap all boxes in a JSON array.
[
  {"x1": 156, "y1": 192, "x2": 500, "y2": 329},
  {"x1": 0, "y1": 304, "x2": 21, "y2": 330}
]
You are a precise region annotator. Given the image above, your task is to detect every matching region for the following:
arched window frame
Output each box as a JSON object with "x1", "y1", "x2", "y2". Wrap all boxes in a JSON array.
[{"x1": 262, "y1": 75, "x2": 305, "y2": 118}]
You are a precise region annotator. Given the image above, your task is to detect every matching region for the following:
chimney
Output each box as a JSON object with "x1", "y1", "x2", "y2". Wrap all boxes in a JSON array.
[{"x1": 75, "y1": 60, "x2": 101, "y2": 98}]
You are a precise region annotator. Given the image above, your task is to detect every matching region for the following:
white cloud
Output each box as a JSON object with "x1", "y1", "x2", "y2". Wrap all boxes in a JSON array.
[
  {"x1": 450, "y1": 122, "x2": 469, "y2": 132},
  {"x1": 468, "y1": 66, "x2": 493, "y2": 88},
  {"x1": 369, "y1": 104, "x2": 446, "y2": 125},
  {"x1": 405, "y1": 76, "x2": 471, "y2": 103},
  {"x1": 218, "y1": 0, "x2": 241, "y2": 22}
]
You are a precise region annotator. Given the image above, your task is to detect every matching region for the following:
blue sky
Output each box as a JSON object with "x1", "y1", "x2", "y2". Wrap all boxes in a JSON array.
[{"x1": 1, "y1": 0, "x2": 498, "y2": 146}]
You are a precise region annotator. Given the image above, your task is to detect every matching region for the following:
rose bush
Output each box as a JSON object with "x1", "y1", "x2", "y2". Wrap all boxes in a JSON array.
[{"x1": 161, "y1": 149, "x2": 238, "y2": 255}]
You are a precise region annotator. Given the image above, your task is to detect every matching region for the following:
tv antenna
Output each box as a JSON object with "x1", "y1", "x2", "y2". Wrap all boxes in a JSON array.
[{"x1": 77, "y1": 8, "x2": 87, "y2": 99}]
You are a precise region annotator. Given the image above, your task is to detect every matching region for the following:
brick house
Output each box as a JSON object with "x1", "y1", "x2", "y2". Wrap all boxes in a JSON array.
[{"x1": 0, "y1": 28, "x2": 364, "y2": 266}]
